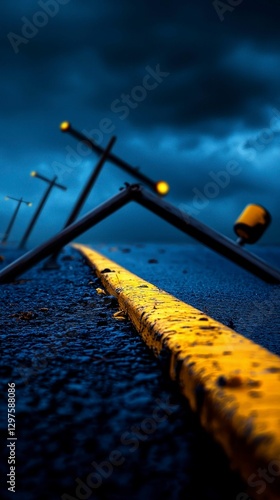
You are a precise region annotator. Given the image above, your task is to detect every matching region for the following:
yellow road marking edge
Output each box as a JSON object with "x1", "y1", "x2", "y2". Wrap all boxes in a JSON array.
[{"x1": 73, "y1": 243, "x2": 280, "y2": 499}]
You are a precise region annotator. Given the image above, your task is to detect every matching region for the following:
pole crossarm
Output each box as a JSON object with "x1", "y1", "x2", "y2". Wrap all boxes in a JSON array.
[
  {"x1": 5, "y1": 196, "x2": 31, "y2": 204},
  {"x1": 32, "y1": 172, "x2": 67, "y2": 190},
  {"x1": 0, "y1": 184, "x2": 279, "y2": 284},
  {"x1": 61, "y1": 123, "x2": 164, "y2": 192}
]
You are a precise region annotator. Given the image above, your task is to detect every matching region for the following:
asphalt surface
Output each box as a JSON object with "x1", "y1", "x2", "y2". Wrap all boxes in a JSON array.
[
  {"x1": 98, "y1": 243, "x2": 280, "y2": 356},
  {"x1": 0, "y1": 243, "x2": 279, "y2": 500}
]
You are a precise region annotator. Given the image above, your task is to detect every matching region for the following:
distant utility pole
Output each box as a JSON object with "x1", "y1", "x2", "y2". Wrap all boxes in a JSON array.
[
  {"x1": 18, "y1": 172, "x2": 67, "y2": 249},
  {"x1": 2, "y1": 196, "x2": 32, "y2": 244},
  {"x1": 44, "y1": 136, "x2": 116, "y2": 269},
  {"x1": 63, "y1": 136, "x2": 117, "y2": 228}
]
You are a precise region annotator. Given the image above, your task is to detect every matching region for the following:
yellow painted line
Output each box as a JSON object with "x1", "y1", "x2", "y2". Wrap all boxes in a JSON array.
[{"x1": 73, "y1": 243, "x2": 280, "y2": 499}]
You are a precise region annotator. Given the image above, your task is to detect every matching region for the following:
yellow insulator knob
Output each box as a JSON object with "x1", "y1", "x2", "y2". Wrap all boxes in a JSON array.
[
  {"x1": 155, "y1": 180, "x2": 170, "y2": 196},
  {"x1": 60, "y1": 121, "x2": 71, "y2": 132},
  {"x1": 234, "y1": 204, "x2": 271, "y2": 244}
]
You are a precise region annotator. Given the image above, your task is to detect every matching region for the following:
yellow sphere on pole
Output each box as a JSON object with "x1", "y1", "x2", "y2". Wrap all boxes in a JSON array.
[
  {"x1": 155, "y1": 180, "x2": 170, "y2": 196},
  {"x1": 60, "y1": 121, "x2": 71, "y2": 132}
]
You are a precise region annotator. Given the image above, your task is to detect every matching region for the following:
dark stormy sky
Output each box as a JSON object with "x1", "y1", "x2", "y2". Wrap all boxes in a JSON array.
[{"x1": 1, "y1": 0, "x2": 280, "y2": 247}]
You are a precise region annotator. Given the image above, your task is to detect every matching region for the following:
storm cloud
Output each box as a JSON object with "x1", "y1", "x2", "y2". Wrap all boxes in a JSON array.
[{"x1": 0, "y1": 0, "x2": 280, "y2": 247}]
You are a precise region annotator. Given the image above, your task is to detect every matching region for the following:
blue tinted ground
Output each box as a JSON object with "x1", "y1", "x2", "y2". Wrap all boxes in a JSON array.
[{"x1": 0, "y1": 243, "x2": 279, "y2": 500}]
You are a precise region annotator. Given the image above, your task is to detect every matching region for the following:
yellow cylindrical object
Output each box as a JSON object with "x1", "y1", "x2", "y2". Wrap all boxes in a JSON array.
[{"x1": 234, "y1": 204, "x2": 271, "y2": 244}]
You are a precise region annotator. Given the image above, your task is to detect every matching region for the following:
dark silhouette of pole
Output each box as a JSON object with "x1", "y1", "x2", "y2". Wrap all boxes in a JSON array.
[
  {"x1": 18, "y1": 173, "x2": 67, "y2": 249},
  {"x1": 0, "y1": 187, "x2": 132, "y2": 282},
  {"x1": 0, "y1": 185, "x2": 280, "y2": 284},
  {"x1": 60, "y1": 121, "x2": 170, "y2": 196},
  {"x1": 2, "y1": 196, "x2": 32, "y2": 244},
  {"x1": 65, "y1": 136, "x2": 116, "y2": 227},
  {"x1": 44, "y1": 136, "x2": 116, "y2": 269}
]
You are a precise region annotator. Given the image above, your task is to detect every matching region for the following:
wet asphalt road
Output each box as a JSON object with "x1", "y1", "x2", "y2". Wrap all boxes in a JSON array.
[
  {"x1": 0, "y1": 243, "x2": 279, "y2": 500},
  {"x1": 99, "y1": 243, "x2": 280, "y2": 356}
]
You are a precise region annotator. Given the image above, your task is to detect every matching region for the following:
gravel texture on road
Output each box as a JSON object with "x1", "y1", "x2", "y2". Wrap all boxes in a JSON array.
[
  {"x1": 98, "y1": 243, "x2": 280, "y2": 356},
  {"x1": 1, "y1": 244, "x2": 277, "y2": 500}
]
